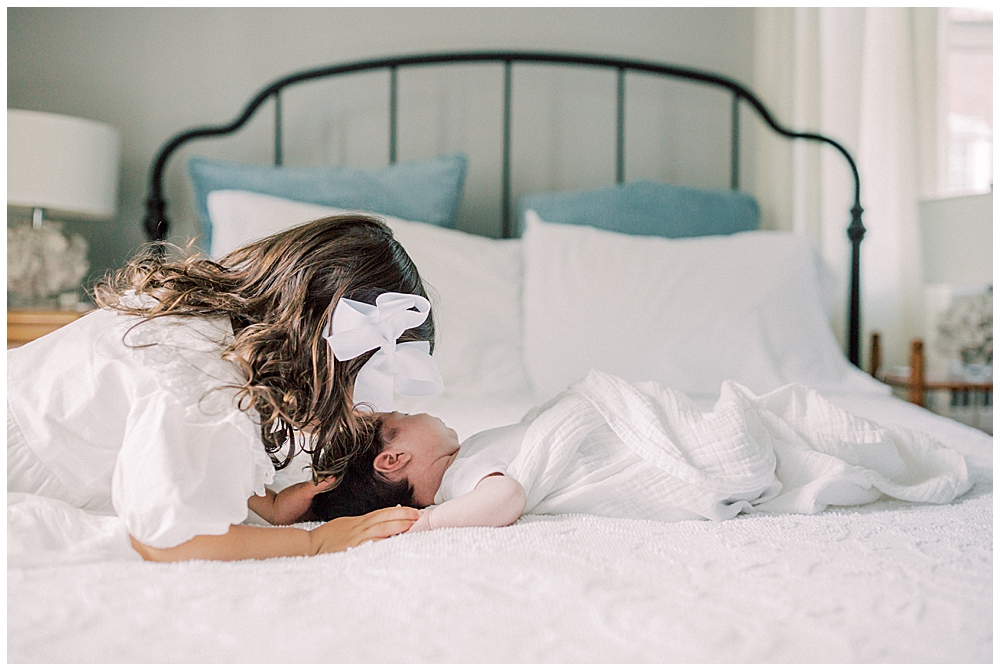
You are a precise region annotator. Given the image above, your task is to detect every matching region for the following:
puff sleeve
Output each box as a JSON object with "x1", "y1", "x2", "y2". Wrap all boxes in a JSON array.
[
  {"x1": 108, "y1": 310, "x2": 275, "y2": 549},
  {"x1": 111, "y1": 388, "x2": 275, "y2": 549}
]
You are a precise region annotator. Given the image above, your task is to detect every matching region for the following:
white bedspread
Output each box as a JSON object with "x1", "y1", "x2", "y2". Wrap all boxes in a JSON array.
[{"x1": 7, "y1": 389, "x2": 992, "y2": 663}]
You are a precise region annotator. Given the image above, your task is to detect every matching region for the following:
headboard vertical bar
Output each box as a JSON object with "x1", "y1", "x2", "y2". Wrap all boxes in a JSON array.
[
  {"x1": 389, "y1": 66, "x2": 398, "y2": 164},
  {"x1": 849, "y1": 245, "x2": 862, "y2": 365},
  {"x1": 730, "y1": 93, "x2": 739, "y2": 190},
  {"x1": 616, "y1": 67, "x2": 626, "y2": 185},
  {"x1": 273, "y1": 91, "x2": 283, "y2": 167},
  {"x1": 501, "y1": 60, "x2": 513, "y2": 238},
  {"x1": 848, "y1": 203, "x2": 866, "y2": 366}
]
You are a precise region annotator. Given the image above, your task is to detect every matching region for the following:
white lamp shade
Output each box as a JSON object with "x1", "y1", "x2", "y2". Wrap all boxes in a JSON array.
[
  {"x1": 7, "y1": 109, "x2": 121, "y2": 220},
  {"x1": 918, "y1": 192, "x2": 993, "y2": 286}
]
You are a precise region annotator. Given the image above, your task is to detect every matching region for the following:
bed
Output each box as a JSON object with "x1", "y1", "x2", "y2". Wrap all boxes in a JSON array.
[{"x1": 7, "y1": 52, "x2": 992, "y2": 664}]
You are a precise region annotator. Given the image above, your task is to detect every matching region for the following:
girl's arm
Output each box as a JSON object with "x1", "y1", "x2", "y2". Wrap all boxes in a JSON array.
[
  {"x1": 130, "y1": 506, "x2": 419, "y2": 562},
  {"x1": 408, "y1": 474, "x2": 526, "y2": 533},
  {"x1": 247, "y1": 477, "x2": 337, "y2": 526}
]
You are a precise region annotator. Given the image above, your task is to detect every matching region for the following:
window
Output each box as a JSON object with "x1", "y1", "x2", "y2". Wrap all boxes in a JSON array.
[{"x1": 943, "y1": 8, "x2": 992, "y2": 195}]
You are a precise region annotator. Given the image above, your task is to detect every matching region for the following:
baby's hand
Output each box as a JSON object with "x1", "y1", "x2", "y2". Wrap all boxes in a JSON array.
[{"x1": 405, "y1": 508, "x2": 433, "y2": 534}]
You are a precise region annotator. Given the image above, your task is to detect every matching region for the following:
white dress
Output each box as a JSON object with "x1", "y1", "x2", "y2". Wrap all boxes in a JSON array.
[{"x1": 7, "y1": 299, "x2": 275, "y2": 549}]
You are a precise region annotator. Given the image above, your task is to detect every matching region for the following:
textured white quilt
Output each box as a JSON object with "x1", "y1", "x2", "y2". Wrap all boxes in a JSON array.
[{"x1": 6, "y1": 390, "x2": 992, "y2": 663}]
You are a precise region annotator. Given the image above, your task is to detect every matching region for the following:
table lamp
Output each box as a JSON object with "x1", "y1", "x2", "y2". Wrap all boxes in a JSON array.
[
  {"x1": 918, "y1": 191, "x2": 993, "y2": 379},
  {"x1": 7, "y1": 109, "x2": 121, "y2": 308}
]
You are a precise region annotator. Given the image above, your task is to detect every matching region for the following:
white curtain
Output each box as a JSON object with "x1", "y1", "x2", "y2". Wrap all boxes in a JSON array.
[{"x1": 753, "y1": 7, "x2": 941, "y2": 372}]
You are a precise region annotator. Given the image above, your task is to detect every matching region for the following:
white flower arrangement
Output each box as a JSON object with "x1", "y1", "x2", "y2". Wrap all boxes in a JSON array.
[
  {"x1": 7, "y1": 222, "x2": 89, "y2": 307},
  {"x1": 936, "y1": 286, "x2": 993, "y2": 378}
]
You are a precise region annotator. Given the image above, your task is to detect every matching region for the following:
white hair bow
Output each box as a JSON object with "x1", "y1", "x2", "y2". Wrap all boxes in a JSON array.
[{"x1": 323, "y1": 292, "x2": 444, "y2": 412}]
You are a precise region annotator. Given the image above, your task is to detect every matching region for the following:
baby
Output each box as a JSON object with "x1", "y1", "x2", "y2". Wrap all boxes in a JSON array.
[
  {"x1": 307, "y1": 410, "x2": 527, "y2": 532},
  {"x1": 309, "y1": 370, "x2": 973, "y2": 531}
]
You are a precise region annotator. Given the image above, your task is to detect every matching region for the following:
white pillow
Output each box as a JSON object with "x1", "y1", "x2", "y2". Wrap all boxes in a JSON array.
[
  {"x1": 521, "y1": 210, "x2": 885, "y2": 397},
  {"x1": 206, "y1": 190, "x2": 530, "y2": 395}
]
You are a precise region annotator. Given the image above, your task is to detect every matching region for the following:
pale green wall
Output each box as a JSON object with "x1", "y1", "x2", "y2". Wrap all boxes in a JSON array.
[{"x1": 8, "y1": 7, "x2": 756, "y2": 284}]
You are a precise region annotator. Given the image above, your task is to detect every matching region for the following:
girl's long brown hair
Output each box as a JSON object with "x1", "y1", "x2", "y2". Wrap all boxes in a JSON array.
[{"x1": 94, "y1": 215, "x2": 433, "y2": 481}]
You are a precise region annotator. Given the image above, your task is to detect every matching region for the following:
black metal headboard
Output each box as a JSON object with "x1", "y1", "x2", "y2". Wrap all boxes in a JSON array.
[{"x1": 142, "y1": 51, "x2": 867, "y2": 366}]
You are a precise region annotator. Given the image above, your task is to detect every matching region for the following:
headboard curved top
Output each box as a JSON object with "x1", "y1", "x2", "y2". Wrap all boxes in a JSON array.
[{"x1": 143, "y1": 50, "x2": 867, "y2": 365}]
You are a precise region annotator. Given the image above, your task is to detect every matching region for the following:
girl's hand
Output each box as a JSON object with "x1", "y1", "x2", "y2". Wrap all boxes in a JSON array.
[
  {"x1": 249, "y1": 477, "x2": 337, "y2": 526},
  {"x1": 308, "y1": 506, "x2": 420, "y2": 555}
]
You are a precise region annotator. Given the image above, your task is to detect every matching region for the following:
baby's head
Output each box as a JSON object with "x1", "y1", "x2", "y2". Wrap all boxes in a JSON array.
[{"x1": 307, "y1": 412, "x2": 461, "y2": 521}]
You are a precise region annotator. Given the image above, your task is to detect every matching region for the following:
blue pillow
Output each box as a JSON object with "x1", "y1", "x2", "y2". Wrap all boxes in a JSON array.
[
  {"x1": 188, "y1": 153, "x2": 467, "y2": 248},
  {"x1": 518, "y1": 180, "x2": 759, "y2": 238}
]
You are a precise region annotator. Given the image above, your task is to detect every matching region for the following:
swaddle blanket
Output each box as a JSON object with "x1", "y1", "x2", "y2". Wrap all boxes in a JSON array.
[{"x1": 508, "y1": 370, "x2": 971, "y2": 520}]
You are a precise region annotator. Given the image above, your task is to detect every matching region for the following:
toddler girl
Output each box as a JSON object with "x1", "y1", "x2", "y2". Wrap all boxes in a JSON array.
[
  {"x1": 7, "y1": 215, "x2": 443, "y2": 561},
  {"x1": 308, "y1": 370, "x2": 972, "y2": 531}
]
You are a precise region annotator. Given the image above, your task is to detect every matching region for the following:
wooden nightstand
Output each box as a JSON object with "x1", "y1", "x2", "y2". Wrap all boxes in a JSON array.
[
  {"x1": 7, "y1": 309, "x2": 89, "y2": 348},
  {"x1": 871, "y1": 333, "x2": 992, "y2": 434}
]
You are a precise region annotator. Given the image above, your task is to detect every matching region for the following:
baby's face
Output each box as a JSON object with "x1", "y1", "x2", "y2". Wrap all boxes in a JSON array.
[{"x1": 381, "y1": 412, "x2": 461, "y2": 507}]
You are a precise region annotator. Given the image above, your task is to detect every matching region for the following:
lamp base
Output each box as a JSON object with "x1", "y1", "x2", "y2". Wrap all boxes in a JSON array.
[
  {"x1": 7, "y1": 219, "x2": 89, "y2": 308},
  {"x1": 925, "y1": 283, "x2": 993, "y2": 381}
]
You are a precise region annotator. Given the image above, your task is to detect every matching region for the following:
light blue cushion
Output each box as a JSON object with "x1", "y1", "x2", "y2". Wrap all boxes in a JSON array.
[
  {"x1": 188, "y1": 153, "x2": 467, "y2": 248},
  {"x1": 518, "y1": 180, "x2": 759, "y2": 238}
]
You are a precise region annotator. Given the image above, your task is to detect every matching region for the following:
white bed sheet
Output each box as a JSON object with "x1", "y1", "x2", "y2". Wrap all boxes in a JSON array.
[{"x1": 7, "y1": 388, "x2": 992, "y2": 663}]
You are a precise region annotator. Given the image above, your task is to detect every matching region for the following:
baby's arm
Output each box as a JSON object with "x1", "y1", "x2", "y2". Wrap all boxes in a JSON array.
[{"x1": 408, "y1": 474, "x2": 526, "y2": 533}]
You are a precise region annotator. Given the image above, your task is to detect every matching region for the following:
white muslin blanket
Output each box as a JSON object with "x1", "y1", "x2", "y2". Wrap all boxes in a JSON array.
[{"x1": 508, "y1": 370, "x2": 972, "y2": 520}]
